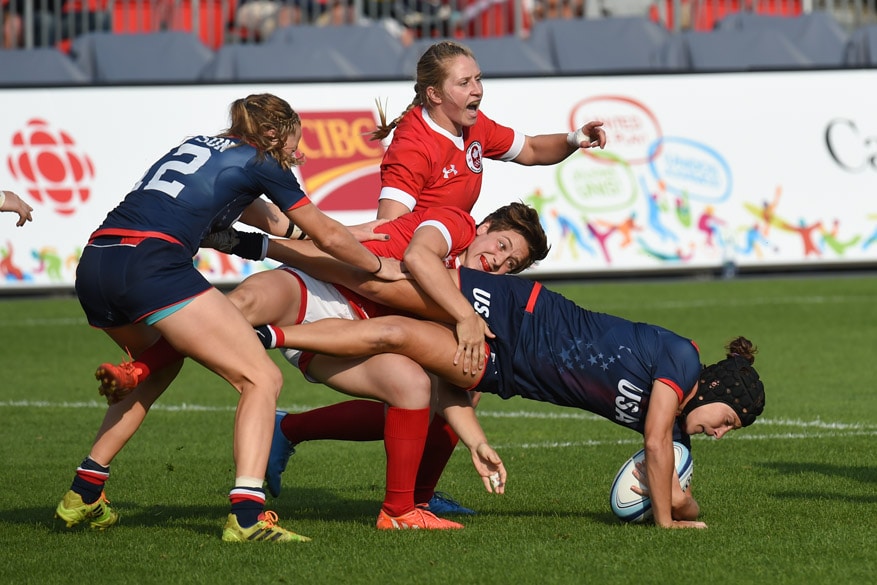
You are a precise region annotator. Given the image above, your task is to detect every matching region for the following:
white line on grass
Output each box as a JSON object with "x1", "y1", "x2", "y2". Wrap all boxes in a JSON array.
[
  {"x1": 503, "y1": 429, "x2": 877, "y2": 450},
  {"x1": 596, "y1": 294, "x2": 876, "y2": 312},
  {"x1": 3, "y1": 399, "x2": 874, "y2": 433},
  {"x1": 1, "y1": 292, "x2": 870, "y2": 328}
]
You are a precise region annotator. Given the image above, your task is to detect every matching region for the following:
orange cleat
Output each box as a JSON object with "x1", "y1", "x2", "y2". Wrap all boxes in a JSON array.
[
  {"x1": 376, "y1": 508, "x2": 464, "y2": 530},
  {"x1": 95, "y1": 361, "x2": 143, "y2": 404}
]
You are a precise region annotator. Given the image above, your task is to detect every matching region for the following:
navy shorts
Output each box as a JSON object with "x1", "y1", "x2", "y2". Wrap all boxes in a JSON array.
[{"x1": 75, "y1": 236, "x2": 211, "y2": 328}]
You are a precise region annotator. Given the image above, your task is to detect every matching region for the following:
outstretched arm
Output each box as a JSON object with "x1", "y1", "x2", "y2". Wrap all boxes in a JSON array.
[
  {"x1": 513, "y1": 121, "x2": 606, "y2": 166},
  {"x1": 433, "y1": 379, "x2": 506, "y2": 493},
  {"x1": 642, "y1": 381, "x2": 706, "y2": 529},
  {"x1": 285, "y1": 203, "x2": 405, "y2": 281}
]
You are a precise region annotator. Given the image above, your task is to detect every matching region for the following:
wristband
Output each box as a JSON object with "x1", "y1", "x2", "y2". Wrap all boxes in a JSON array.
[
  {"x1": 0, "y1": 191, "x2": 6, "y2": 208},
  {"x1": 285, "y1": 222, "x2": 308, "y2": 240},
  {"x1": 231, "y1": 231, "x2": 269, "y2": 261},
  {"x1": 567, "y1": 127, "x2": 588, "y2": 148},
  {"x1": 371, "y1": 254, "x2": 382, "y2": 275},
  {"x1": 284, "y1": 221, "x2": 301, "y2": 240}
]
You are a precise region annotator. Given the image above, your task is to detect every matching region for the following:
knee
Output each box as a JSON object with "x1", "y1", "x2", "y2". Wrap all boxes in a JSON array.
[
  {"x1": 260, "y1": 364, "x2": 285, "y2": 398},
  {"x1": 381, "y1": 361, "x2": 431, "y2": 407},
  {"x1": 370, "y1": 317, "x2": 413, "y2": 352},
  {"x1": 236, "y1": 362, "x2": 284, "y2": 399},
  {"x1": 227, "y1": 286, "x2": 260, "y2": 323}
]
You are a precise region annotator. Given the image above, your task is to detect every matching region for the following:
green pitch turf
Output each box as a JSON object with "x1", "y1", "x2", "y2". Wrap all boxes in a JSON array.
[{"x1": 0, "y1": 274, "x2": 874, "y2": 584}]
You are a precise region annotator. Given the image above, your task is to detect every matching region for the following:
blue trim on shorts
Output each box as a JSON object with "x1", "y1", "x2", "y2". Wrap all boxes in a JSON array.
[
  {"x1": 76, "y1": 237, "x2": 211, "y2": 328},
  {"x1": 143, "y1": 298, "x2": 195, "y2": 325}
]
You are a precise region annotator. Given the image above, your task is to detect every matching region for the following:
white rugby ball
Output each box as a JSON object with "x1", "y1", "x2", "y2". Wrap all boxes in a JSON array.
[{"x1": 609, "y1": 441, "x2": 693, "y2": 523}]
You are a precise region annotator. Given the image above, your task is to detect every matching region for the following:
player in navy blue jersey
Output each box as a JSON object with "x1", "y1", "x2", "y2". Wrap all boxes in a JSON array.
[
  {"x1": 252, "y1": 257, "x2": 766, "y2": 530},
  {"x1": 55, "y1": 93, "x2": 403, "y2": 543}
]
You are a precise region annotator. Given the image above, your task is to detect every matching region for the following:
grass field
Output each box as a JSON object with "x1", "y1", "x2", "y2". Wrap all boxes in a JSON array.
[{"x1": 1, "y1": 274, "x2": 875, "y2": 584}]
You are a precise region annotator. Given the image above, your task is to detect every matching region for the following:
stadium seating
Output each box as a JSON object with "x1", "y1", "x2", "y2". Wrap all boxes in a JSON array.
[
  {"x1": 843, "y1": 25, "x2": 877, "y2": 66},
  {"x1": 267, "y1": 23, "x2": 406, "y2": 80},
  {"x1": 4, "y1": 9, "x2": 877, "y2": 85},
  {"x1": 70, "y1": 31, "x2": 214, "y2": 83},
  {"x1": 398, "y1": 36, "x2": 556, "y2": 78},
  {"x1": 678, "y1": 28, "x2": 812, "y2": 71},
  {"x1": 528, "y1": 16, "x2": 688, "y2": 73},
  {"x1": 714, "y1": 10, "x2": 848, "y2": 67},
  {"x1": 0, "y1": 47, "x2": 90, "y2": 85},
  {"x1": 200, "y1": 42, "x2": 361, "y2": 82}
]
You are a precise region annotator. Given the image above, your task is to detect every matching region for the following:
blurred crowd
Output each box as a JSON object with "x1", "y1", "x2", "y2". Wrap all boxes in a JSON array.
[{"x1": 2, "y1": 0, "x2": 593, "y2": 49}]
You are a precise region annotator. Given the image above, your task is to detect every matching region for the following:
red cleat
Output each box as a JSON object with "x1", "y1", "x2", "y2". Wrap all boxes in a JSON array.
[
  {"x1": 376, "y1": 508, "x2": 464, "y2": 530},
  {"x1": 95, "y1": 361, "x2": 143, "y2": 404}
]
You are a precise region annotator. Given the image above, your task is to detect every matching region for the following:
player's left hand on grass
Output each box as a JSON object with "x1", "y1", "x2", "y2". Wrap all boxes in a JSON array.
[{"x1": 471, "y1": 443, "x2": 506, "y2": 494}]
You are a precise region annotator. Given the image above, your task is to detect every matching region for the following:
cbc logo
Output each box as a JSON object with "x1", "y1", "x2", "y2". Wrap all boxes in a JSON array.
[{"x1": 7, "y1": 118, "x2": 95, "y2": 215}]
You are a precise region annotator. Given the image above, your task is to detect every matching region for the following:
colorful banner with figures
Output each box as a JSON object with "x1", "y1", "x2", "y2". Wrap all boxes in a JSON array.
[{"x1": 1, "y1": 70, "x2": 875, "y2": 290}]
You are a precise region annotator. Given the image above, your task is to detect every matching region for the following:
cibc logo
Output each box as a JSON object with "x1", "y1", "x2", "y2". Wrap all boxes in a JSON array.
[
  {"x1": 825, "y1": 118, "x2": 877, "y2": 172},
  {"x1": 7, "y1": 118, "x2": 95, "y2": 215},
  {"x1": 298, "y1": 111, "x2": 384, "y2": 211}
]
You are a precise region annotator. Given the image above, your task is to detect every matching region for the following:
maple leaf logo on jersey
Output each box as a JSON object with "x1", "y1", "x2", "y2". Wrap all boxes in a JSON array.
[{"x1": 466, "y1": 141, "x2": 483, "y2": 174}]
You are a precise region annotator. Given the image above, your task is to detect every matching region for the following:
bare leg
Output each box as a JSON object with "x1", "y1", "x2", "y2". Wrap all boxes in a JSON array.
[
  {"x1": 306, "y1": 353, "x2": 433, "y2": 517},
  {"x1": 97, "y1": 268, "x2": 302, "y2": 396},
  {"x1": 88, "y1": 323, "x2": 182, "y2": 465},
  {"x1": 276, "y1": 316, "x2": 475, "y2": 388},
  {"x1": 227, "y1": 268, "x2": 303, "y2": 327},
  {"x1": 152, "y1": 288, "x2": 283, "y2": 480}
]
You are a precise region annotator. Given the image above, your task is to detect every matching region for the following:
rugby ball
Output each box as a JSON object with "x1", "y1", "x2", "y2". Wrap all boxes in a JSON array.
[{"x1": 609, "y1": 441, "x2": 693, "y2": 523}]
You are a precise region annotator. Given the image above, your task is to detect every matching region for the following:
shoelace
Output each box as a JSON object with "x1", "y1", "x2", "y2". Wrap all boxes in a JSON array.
[
  {"x1": 259, "y1": 510, "x2": 279, "y2": 528},
  {"x1": 122, "y1": 347, "x2": 144, "y2": 378}
]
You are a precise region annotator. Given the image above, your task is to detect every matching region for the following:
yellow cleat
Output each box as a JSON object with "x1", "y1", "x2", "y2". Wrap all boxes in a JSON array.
[
  {"x1": 55, "y1": 490, "x2": 119, "y2": 530},
  {"x1": 221, "y1": 511, "x2": 311, "y2": 543}
]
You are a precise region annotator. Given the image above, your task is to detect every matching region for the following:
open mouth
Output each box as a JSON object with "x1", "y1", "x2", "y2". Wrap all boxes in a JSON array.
[{"x1": 479, "y1": 255, "x2": 492, "y2": 272}]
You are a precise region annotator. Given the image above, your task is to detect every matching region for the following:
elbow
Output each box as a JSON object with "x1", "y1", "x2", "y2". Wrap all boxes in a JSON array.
[
  {"x1": 312, "y1": 224, "x2": 350, "y2": 254},
  {"x1": 402, "y1": 246, "x2": 429, "y2": 270},
  {"x1": 643, "y1": 435, "x2": 671, "y2": 455}
]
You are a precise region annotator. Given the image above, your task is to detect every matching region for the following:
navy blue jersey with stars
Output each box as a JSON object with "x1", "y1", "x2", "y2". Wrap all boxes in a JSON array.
[
  {"x1": 95, "y1": 135, "x2": 308, "y2": 254},
  {"x1": 459, "y1": 268, "x2": 701, "y2": 443}
]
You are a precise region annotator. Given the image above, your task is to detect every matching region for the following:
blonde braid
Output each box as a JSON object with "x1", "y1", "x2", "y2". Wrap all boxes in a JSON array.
[{"x1": 369, "y1": 97, "x2": 421, "y2": 142}]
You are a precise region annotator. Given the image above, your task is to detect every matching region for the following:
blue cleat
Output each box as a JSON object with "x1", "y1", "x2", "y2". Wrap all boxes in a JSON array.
[
  {"x1": 266, "y1": 411, "x2": 296, "y2": 498},
  {"x1": 419, "y1": 491, "x2": 477, "y2": 515}
]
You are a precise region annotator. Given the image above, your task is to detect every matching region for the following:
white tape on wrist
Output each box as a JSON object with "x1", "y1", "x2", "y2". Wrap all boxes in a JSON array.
[{"x1": 567, "y1": 127, "x2": 588, "y2": 148}]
